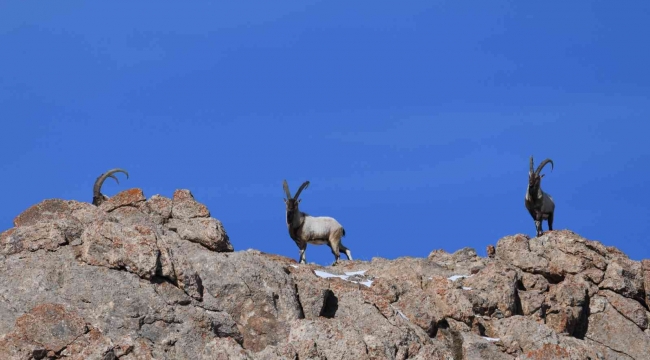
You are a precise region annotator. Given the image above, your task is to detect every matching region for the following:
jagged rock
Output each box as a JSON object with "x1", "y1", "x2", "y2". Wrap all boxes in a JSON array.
[
  {"x1": 462, "y1": 262, "x2": 520, "y2": 318},
  {"x1": 543, "y1": 274, "x2": 591, "y2": 336},
  {"x1": 171, "y1": 189, "x2": 210, "y2": 219},
  {"x1": 167, "y1": 217, "x2": 232, "y2": 252},
  {"x1": 1, "y1": 219, "x2": 81, "y2": 255},
  {"x1": 600, "y1": 256, "x2": 644, "y2": 301},
  {"x1": 0, "y1": 303, "x2": 89, "y2": 359},
  {"x1": 2, "y1": 193, "x2": 650, "y2": 359},
  {"x1": 460, "y1": 332, "x2": 512, "y2": 360},
  {"x1": 642, "y1": 259, "x2": 650, "y2": 308},
  {"x1": 428, "y1": 246, "x2": 487, "y2": 275},
  {"x1": 99, "y1": 188, "x2": 146, "y2": 212},
  {"x1": 145, "y1": 194, "x2": 173, "y2": 224}
]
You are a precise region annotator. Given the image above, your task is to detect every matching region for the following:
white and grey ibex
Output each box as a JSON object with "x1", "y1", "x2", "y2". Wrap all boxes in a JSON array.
[
  {"x1": 283, "y1": 180, "x2": 352, "y2": 266},
  {"x1": 525, "y1": 156, "x2": 555, "y2": 237},
  {"x1": 92, "y1": 168, "x2": 129, "y2": 206}
]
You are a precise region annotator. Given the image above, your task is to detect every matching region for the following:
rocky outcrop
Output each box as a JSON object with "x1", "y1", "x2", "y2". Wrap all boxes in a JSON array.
[{"x1": 0, "y1": 190, "x2": 649, "y2": 359}]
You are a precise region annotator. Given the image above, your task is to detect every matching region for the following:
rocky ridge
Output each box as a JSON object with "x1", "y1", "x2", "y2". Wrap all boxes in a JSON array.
[{"x1": 1, "y1": 188, "x2": 649, "y2": 359}]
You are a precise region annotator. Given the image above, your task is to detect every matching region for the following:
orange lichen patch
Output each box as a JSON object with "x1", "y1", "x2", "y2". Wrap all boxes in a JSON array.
[
  {"x1": 259, "y1": 251, "x2": 297, "y2": 264},
  {"x1": 100, "y1": 188, "x2": 146, "y2": 212},
  {"x1": 522, "y1": 344, "x2": 570, "y2": 360},
  {"x1": 13, "y1": 199, "x2": 71, "y2": 227},
  {"x1": 0, "y1": 227, "x2": 15, "y2": 243},
  {"x1": 15, "y1": 303, "x2": 87, "y2": 353},
  {"x1": 362, "y1": 290, "x2": 393, "y2": 319}
]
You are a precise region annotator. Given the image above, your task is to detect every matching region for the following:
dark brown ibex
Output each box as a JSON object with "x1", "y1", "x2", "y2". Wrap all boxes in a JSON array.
[
  {"x1": 92, "y1": 168, "x2": 129, "y2": 206},
  {"x1": 525, "y1": 156, "x2": 555, "y2": 237},
  {"x1": 283, "y1": 179, "x2": 352, "y2": 266}
]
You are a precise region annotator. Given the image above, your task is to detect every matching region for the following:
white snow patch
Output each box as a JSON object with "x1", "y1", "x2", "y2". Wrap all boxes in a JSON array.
[
  {"x1": 447, "y1": 274, "x2": 471, "y2": 281},
  {"x1": 314, "y1": 270, "x2": 349, "y2": 280},
  {"x1": 482, "y1": 337, "x2": 500, "y2": 342},
  {"x1": 462, "y1": 287, "x2": 472, "y2": 290},
  {"x1": 358, "y1": 280, "x2": 373, "y2": 287},
  {"x1": 290, "y1": 265, "x2": 299, "y2": 268},
  {"x1": 345, "y1": 270, "x2": 367, "y2": 276},
  {"x1": 313, "y1": 270, "x2": 373, "y2": 287}
]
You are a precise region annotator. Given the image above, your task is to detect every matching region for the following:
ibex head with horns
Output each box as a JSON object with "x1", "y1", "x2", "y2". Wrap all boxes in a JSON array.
[
  {"x1": 92, "y1": 168, "x2": 129, "y2": 206},
  {"x1": 528, "y1": 156, "x2": 553, "y2": 192},
  {"x1": 283, "y1": 180, "x2": 309, "y2": 226}
]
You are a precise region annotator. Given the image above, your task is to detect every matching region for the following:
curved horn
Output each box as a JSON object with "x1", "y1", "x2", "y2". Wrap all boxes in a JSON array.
[
  {"x1": 535, "y1": 159, "x2": 554, "y2": 175},
  {"x1": 93, "y1": 168, "x2": 129, "y2": 199},
  {"x1": 529, "y1": 156, "x2": 534, "y2": 173},
  {"x1": 283, "y1": 180, "x2": 292, "y2": 199},
  {"x1": 293, "y1": 181, "x2": 310, "y2": 200}
]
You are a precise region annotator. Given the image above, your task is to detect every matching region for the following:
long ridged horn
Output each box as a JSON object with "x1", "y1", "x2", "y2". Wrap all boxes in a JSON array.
[
  {"x1": 535, "y1": 159, "x2": 554, "y2": 175},
  {"x1": 293, "y1": 181, "x2": 310, "y2": 200},
  {"x1": 529, "y1": 156, "x2": 534, "y2": 174},
  {"x1": 283, "y1": 180, "x2": 292, "y2": 199},
  {"x1": 93, "y1": 168, "x2": 129, "y2": 199}
]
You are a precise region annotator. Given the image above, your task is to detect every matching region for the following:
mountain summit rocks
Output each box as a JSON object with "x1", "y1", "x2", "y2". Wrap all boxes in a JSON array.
[{"x1": 1, "y1": 188, "x2": 649, "y2": 359}]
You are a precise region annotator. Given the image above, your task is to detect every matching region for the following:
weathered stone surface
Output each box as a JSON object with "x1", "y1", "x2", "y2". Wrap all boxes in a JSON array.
[
  {"x1": 460, "y1": 332, "x2": 512, "y2": 360},
  {"x1": 585, "y1": 295, "x2": 650, "y2": 359},
  {"x1": 462, "y1": 262, "x2": 520, "y2": 318},
  {"x1": 543, "y1": 275, "x2": 590, "y2": 336},
  {"x1": 642, "y1": 259, "x2": 650, "y2": 308},
  {"x1": 600, "y1": 257, "x2": 644, "y2": 301},
  {"x1": 497, "y1": 231, "x2": 607, "y2": 281},
  {"x1": 519, "y1": 290, "x2": 545, "y2": 317},
  {"x1": 2, "y1": 194, "x2": 650, "y2": 359},
  {"x1": 428, "y1": 246, "x2": 487, "y2": 275},
  {"x1": 77, "y1": 219, "x2": 160, "y2": 279},
  {"x1": 0, "y1": 303, "x2": 89, "y2": 358},
  {"x1": 167, "y1": 217, "x2": 233, "y2": 252},
  {"x1": 13, "y1": 199, "x2": 71, "y2": 227},
  {"x1": 171, "y1": 189, "x2": 210, "y2": 219},
  {"x1": 145, "y1": 194, "x2": 173, "y2": 224},
  {"x1": 1, "y1": 219, "x2": 81, "y2": 255},
  {"x1": 599, "y1": 289, "x2": 648, "y2": 329},
  {"x1": 99, "y1": 188, "x2": 146, "y2": 212}
]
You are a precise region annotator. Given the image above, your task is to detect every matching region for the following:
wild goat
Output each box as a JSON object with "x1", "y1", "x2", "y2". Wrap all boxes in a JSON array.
[
  {"x1": 525, "y1": 156, "x2": 555, "y2": 237},
  {"x1": 92, "y1": 168, "x2": 129, "y2": 206},
  {"x1": 283, "y1": 180, "x2": 352, "y2": 266}
]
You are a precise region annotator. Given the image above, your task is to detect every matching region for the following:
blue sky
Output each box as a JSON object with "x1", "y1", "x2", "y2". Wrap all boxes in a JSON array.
[{"x1": 1, "y1": 1, "x2": 649, "y2": 265}]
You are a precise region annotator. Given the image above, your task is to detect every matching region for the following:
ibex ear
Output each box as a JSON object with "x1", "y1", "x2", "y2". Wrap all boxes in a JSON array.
[
  {"x1": 540, "y1": 174, "x2": 545, "y2": 179},
  {"x1": 297, "y1": 199, "x2": 301, "y2": 204}
]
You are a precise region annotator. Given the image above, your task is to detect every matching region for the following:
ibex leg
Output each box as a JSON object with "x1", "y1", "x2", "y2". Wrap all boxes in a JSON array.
[
  {"x1": 535, "y1": 212, "x2": 543, "y2": 237},
  {"x1": 298, "y1": 244, "x2": 307, "y2": 264},
  {"x1": 327, "y1": 240, "x2": 341, "y2": 266},
  {"x1": 547, "y1": 212, "x2": 554, "y2": 232},
  {"x1": 339, "y1": 243, "x2": 353, "y2": 261}
]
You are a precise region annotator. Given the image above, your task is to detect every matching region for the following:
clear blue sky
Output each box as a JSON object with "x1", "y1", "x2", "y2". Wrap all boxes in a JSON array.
[{"x1": 1, "y1": 2, "x2": 649, "y2": 265}]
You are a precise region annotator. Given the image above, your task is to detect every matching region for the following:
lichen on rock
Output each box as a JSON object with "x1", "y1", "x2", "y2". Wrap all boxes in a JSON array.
[{"x1": 0, "y1": 192, "x2": 648, "y2": 359}]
